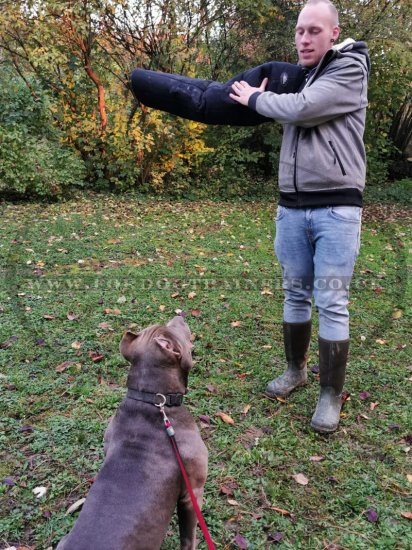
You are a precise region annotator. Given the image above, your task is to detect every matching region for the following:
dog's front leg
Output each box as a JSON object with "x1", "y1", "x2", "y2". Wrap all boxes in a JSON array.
[
  {"x1": 177, "y1": 487, "x2": 204, "y2": 550},
  {"x1": 103, "y1": 416, "x2": 114, "y2": 456}
]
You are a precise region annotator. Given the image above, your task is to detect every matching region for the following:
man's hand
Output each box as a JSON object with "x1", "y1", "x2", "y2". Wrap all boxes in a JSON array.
[{"x1": 229, "y1": 77, "x2": 268, "y2": 106}]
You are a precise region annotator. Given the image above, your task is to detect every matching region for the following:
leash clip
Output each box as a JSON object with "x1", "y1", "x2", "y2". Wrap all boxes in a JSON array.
[{"x1": 155, "y1": 393, "x2": 175, "y2": 437}]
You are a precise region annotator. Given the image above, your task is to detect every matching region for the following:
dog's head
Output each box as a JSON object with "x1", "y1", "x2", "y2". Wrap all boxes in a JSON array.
[{"x1": 119, "y1": 315, "x2": 193, "y2": 392}]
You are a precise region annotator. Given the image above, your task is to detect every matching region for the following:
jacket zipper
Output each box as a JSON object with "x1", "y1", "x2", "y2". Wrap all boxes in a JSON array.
[
  {"x1": 328, "y1": 141, "x2": 347, "y2": 176},
  {"x1": 293, "y1": 128, "x2": 301, "y2": 203}
]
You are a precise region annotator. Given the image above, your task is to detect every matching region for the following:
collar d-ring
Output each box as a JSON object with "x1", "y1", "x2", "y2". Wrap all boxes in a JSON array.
[{"x1": 154, "y1": 393, "x2": 166, "y2": 407}]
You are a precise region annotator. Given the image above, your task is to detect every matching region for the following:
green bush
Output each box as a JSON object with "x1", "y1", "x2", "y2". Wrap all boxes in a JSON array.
[
  {"x1": 0, "y1": 68, "x2": 86, "y2": 198},
  {"x1": 0, "y1": 124, "x2": 85, "y2": 198}
]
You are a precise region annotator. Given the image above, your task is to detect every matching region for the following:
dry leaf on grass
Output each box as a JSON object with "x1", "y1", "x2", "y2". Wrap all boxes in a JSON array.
[
  {"x1": 310, "y1": 455, "x2": 325, "y2": 462},
  {"x1": 32, "y1": 486, "x2": 47, "y2": 498},
  {"x1": 55, "y1": 361, "x2": 74, "y2": 373},
  {"x1": 65, "y1": 498, "x2": 86, "y2": 515},
  {"x1": 292, "y1": 473, "x2": 309, "y2": 486},
  {"x1": 270, "y1": 506, "x2": 294, "y2": 518},
  {"x1": 216, "y1": 411, "x2": 235, "y2": 425},
  {"x1": 242, "y1": 404, "x2": 251, "y2": 416},
  {"x1": 104, "y1": 308, "x2": 121, "y2": 315}
]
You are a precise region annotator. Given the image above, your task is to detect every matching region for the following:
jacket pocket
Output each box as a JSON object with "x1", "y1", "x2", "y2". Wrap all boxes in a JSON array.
[{"x1": 328, "y1": 141, "x2": 347, "y2": 176}]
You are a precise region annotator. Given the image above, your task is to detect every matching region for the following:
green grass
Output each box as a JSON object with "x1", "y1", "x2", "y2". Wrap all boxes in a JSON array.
[{"x1": 0, "y1": 194, "x2": 411, "y2": 549}]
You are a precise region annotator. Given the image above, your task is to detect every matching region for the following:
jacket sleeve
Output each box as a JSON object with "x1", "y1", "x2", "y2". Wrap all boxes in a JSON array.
[
  {"x1": 251, "y1": 61, "x2": 368, "y2": 128},
  {"x1": 130, "y1": 62, "x2": 306, "y2": 126}
]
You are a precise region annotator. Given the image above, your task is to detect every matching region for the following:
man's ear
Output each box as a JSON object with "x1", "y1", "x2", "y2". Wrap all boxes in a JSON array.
[
  {"x1": 332, "y1": 25, "x2": 340, "y2": 42},
  {"x1": 119, "y1": 331, "x2": 139, "y2": 362}
]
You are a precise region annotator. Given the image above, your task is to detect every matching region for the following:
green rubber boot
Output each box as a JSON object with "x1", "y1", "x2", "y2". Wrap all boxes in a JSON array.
[
  {"x1": 311, "y1": 337, "x2": 349, "y2": 433},
  {"x1": 265, "y1": 321, "x2": 311, "y2": 398}
]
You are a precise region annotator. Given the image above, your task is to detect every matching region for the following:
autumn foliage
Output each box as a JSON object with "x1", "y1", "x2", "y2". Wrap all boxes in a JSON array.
[{"x1": 0, "y1": 1, "x2": 411, "y2": 198}]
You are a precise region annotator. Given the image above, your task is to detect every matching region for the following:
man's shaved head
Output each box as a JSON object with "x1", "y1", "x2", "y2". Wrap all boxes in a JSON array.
[{"x1": 303, "y1": 0, "x2": 339, "y2": 26}]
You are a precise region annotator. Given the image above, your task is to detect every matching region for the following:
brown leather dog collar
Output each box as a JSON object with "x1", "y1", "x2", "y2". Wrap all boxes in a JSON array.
[{"x1": 126, "y1": 388, "x2": 184, "y2": 407}]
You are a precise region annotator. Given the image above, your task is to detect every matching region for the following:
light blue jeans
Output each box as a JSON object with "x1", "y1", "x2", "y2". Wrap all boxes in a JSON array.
[{"x1": 274, "y1": 206, "x2": 362, "y2": 341}]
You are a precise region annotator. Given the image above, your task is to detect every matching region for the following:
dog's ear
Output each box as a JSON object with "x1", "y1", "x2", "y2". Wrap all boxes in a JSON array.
[
  {"x1": 119, "y1": 331, "x2": 139, "y2": 362},
  {"x1": 154, "y1": 336, "x2": 180, "y2": 359},
  {"x1": 154, "y1": 336, "x2": 193, "y2": 371}
]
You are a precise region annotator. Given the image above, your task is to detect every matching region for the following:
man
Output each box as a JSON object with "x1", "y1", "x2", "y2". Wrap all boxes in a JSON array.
[{"x1": 230, "y1": 0, "x2": 370, "y2": 433}]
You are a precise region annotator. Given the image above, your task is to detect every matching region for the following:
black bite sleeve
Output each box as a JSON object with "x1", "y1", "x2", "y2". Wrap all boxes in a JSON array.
[{"x1": 130, "y1": 62, "x2": 306, "y2": 126}]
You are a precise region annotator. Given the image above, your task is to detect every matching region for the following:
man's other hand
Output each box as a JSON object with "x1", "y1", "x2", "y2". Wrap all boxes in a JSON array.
[{"x1": 229, "y1": 78, "x2": 268, "y2": 106}]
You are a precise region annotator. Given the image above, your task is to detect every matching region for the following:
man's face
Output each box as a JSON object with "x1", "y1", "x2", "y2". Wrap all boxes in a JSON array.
[{"x1": 295, "y1": 4, "x2": 340, "y2": 67}]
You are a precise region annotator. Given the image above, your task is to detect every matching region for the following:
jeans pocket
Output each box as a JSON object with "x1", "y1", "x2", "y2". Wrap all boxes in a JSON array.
[
  {"x1": 329, "y1": 206, "x2": 362, "y2": 223},
  {"x1": 275, "y1": 205, "x2": 287, "y2": 221}
]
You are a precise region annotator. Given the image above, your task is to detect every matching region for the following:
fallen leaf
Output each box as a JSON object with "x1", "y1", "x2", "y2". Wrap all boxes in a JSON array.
[
  {"x1": 66, "y1": 312, "x2": 79, "y2": 321},
  {"x1": 188, "y1": 291, "x2": 197, "y2": 299},
  {"x1": 55, "y1": 361, "x2": 74, "y2": 373},
  {"x1": 231, "y1": 320, "x2": 242, "y2": 327},
  {"x1": 117, "y1": 296, "x2": 127, "y2": 304},
  {"x1": 98, "y1": 322, "x2": 113, "y2": 331},
  {"x1": 388, "y1": 424, "x2": 401, "y2": 431},
  {"x1": 227, "y1": 498, "x2": 240, "y2": 506},
  {"x1": 270, "y1": 506, "x2": 293, "y2": 517},
  {"x1": 219, "y1": 479, "x2": 239, "y2": 495},
  {"x1": 198, "y1": 414, "x2": 211, "y2": 426},
  {"x1": 104, "y1": 308, "x2": 121, "y2": 315},
  {"x1": 3, "y1": 477, "x2": 15, "y2": 486},
  {"x1": 310, "y1": 455, "x2": 325, "y2": 462},
  {"x1": 33, "y1": 486, "x2": 47, "y2": 498},
  {"x1": 0, "y1": 335, "x2": 18, "y2": 349},
  {"x1": 89, "y1": 351, "x2": 104, "y2": 362},
  {"x1": 276, "y1": 396, "x2": 287, "y2": 404},
  {"x1": 234, "y1": 533, "x2": 248, "y2": 548},
  {"x1": 292, "y1": 473, "x2": 309, "y2": 486},
  {"x1": 406, "y1": 474, "x2": 412, "y2": 483},
  {"x1": 216, "y1": 411, "x2": 235, "y2": 425},
  {"x1": 240, "y1": 426, "x2": 264, "y2": 449},
  {"x1": 207, "y1": 384, "x2": 216, "y2": 393},
  {"x1": 19, "y1": 425, "x2": 34, "y2": 433},
  {"x1": 401, "y1": 511, "x2": 412, "y2": 520},
  {"x1": 159, "y1": 304, "x2": 166, "y2": 312},
  {"x1": 65, "y1": 498, "x2": 86, "y2": 515},
  {"x1": 359, "y1": 391, "x2": 371, "y2": 400},
  {"x1": 242, "y1": 404, "x2": 251, "y2": 416},
  {"x1": 191, "y1": 309, "x2": 201, "y2": 317},
  {"x1": 310, "y1": 364, "x2": 320, "y2": 374},
  {"x1": 370, "y1": 402, "x2": 379, "y2": 410},
  {"x1": 365, "y1": 508, "x2": 379, "y2": 523},
  {"x1": 375, "y1": 338, "x2": 386, "y2": 345},
  {"x1": 71, "y1": 341, "x2": 82, "y2": 349},
  {"x1": 262, "y1": 345, "x2": 272, "y2": 349},
  {"x1": 43, "y1": 314, "x2": 55, "y2": 320},
  {"x1": 341, "y1": 391, "x2": 351, "y2": 405},
  {"x1": 261, "y1": 288, "x2": 273, "y2": 296},
  {"x1": 268, "y1": 532, "x2": 284, "y2": 543},
  {"x1": 392, "y1": 309, "x2": 403, "y2": 319}
]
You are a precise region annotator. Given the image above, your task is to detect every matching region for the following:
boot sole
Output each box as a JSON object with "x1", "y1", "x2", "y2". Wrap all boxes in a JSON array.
[
  {"x1": 264, "y1": 380, "x2": 308, "y2": 399},
  {"x1": 310, "y1": 420, "x2": 338, "y2": 433}
]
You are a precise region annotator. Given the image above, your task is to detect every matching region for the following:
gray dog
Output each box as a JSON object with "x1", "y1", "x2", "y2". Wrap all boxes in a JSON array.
[{"x1": 56, "y1": 315, "x2": 208, "y2": 550}]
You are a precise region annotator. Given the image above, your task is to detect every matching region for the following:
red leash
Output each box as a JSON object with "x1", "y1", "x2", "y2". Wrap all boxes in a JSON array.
[{"x1": 156, "y1": 398, "x2": 216, "y2": 550}]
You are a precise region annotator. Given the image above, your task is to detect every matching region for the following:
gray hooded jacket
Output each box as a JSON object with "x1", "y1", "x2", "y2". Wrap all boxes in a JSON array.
[{"x1": 248, "y1": 39, "x2": 370, "y2": 207}]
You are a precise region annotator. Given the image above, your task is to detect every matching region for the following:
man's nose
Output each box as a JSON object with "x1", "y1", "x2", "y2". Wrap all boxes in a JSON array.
[{"x1": 300, "y1": 31, "x2": 311, "y2": 43}]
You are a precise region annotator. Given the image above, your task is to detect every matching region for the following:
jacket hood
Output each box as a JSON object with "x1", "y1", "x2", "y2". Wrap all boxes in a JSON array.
[
  {"x1": 334, "y1": 38, "x2": 371, "y2": 73},
  {"x1": 306, "y1": 39, "x2": 370, "y2": 83}
]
